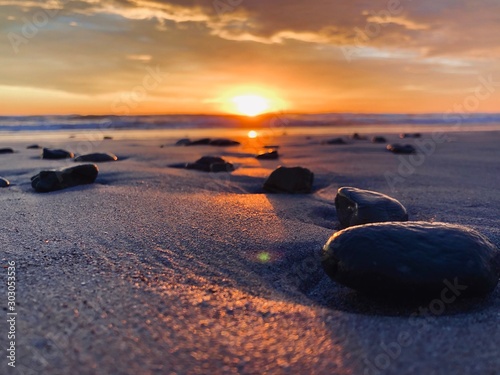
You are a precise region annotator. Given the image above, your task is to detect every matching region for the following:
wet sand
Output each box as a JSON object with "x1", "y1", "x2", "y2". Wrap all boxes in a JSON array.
[{"x1": 1, "y1": 130, "x2": 499, "y2": 374}]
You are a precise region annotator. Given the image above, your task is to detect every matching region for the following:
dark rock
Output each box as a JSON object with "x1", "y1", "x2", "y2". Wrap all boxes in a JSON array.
[
  {"x1": 27, "y1": 144, "x2": 42, "y2": 149},
  {"x1": 103, "y1": 136, "x2": 113, "y2": 140},
  {"x1": 168, "y1": 163, "x2": 188, "y2": 169},
  {"x1": 335, "y1": 187, "x2": 408, "y2": 228},
  {"x1": 386, "y1": 144, "x2": 416, "y2": 154},
  {"x1": 42, "y1": 148, "x2": 74, "y2": 159},
  {"x1": 0, "y1": 148, "x2": 14, "y2": 154},
  {"x1": 371, "y1": 136, "x2": 387, "y2": 143},
  {"x1": 209, "y1": 139, "x2": 240, "y2": 147},
  {"x1": 256, "y1": 150, "x2": 279, "y2": 160},
  {"x1": 31, "y1": 164, "x2": 99, "y2": 193},
  {"x1": 172, "y1": 156, "x2": 234, "y2": 172},
  {"x1": 0, "y1": 177, "x2": 9, "y2": 188},
  {"x1": 185, "y1": 138, "x2": 211, "y2": 146},
  {"x1": 322, "y1": 222, "x2": 500, "y2": 297},
  {"x1": 178, "y1": 137, "x2": 239, "y2": 147},
  {"x1": 351, "y1": 133, "x2": 367, "y2": 140},
  {"x1": 263, "y1": 166, "x2": 314, "y2": 194},
  {"x1": 400, "y1": 133, "x2": 421, "y2": 139},
  {"x1": 74, "y1": 153, "x2": 118, "y2": 162},
  {"x1": 209, "y1": 162, "x2": 234, "y2": 172},
  {"x1": 186, "y1": 156, "x2": 234, "y2": 172},
  {"x1": 323, "y1": 138, "x2": 347, "y2": 145},
  {"x1": 175, "y1": 138, "x2": 192, "y2": 146}
]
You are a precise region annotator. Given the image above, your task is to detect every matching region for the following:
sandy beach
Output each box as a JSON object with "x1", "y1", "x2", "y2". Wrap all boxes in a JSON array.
[{"x1": 1, "y1": 129, "x2": 499, "y2": 374}]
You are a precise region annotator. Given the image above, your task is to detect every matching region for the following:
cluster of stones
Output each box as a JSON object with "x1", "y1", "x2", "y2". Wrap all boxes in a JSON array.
[
  {"x1": 321, "y1": 187, "x2": 499, "y2": 298},
  {"x1": 1, "y1": 146, "x2": 118, "y2": 192},
  {"x1": 321, "y1": 133, "x2": 419, "y2": 154}
]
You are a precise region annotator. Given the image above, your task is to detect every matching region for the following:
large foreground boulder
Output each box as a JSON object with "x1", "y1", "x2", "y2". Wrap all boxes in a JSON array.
[
  {"x1": 335, "y1": 187, "x2": 408, "y2": 228},
  {"x1": 31, "y1": 164, "x2": 98, "y2": 192},
  {"x1": 322, "y1": 222, "x2": 500, "y2": 297}
]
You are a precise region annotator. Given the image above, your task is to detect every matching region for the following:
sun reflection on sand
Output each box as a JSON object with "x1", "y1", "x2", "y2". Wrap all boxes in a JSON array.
[
  {"x1": 148, "y1": 272, "x2": 346, "y2": 372},
  {"x1": 248, "y1": 130, "x2": 258, "y2": 139}
]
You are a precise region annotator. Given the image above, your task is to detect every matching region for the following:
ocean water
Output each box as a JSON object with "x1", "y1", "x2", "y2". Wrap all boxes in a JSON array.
[{"x1": 1, "y1": 113, "x2": 499, "y2": 141}]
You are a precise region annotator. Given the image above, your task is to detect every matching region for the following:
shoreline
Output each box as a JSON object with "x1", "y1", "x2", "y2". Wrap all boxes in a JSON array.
[{"x1": 1, "y1": 123, "x2": 500, "y2": 142}]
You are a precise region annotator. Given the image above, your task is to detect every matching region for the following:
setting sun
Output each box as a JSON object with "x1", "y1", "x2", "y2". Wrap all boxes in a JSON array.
[{"x1": 232, "y1": 95, "x2": 270, "y2": 117}]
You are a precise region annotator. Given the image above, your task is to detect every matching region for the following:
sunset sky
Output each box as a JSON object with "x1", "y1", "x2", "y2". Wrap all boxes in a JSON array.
[{"x1": 1, "y1": 0, "x2": 500, "y2": 115}]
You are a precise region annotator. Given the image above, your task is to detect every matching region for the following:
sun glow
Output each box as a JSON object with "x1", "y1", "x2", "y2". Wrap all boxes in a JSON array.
[
  {"x1": 231, "y1": 94, "x2": 270, "y2": 117},
  {"x1": 248, "y1": 130, "x2": 258, "y2": 138}
]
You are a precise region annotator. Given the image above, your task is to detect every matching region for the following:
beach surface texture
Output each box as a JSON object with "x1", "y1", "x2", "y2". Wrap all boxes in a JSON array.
[{"x1": 1, "y1": 130, "x2": 499, "y2": 374}]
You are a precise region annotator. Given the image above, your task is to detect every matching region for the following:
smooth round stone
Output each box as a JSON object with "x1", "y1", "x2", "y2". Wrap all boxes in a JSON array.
[
  {"x1": 322, "y1": 222, "x2": 500, "y2": 297},
  {"x1": 0, "y1": 148, "x2": 14, "y2": 154},
  {"x1": 103, "y1": 136, "x2": 113, "y2": 140},
  {"x1": 351, "y1": 133, "x2": 367, "y2": 140},
  {"x1": 31, "y1": 164, "x2": 98, "y2": 192},
  {"x1": 335, "y1": 187, "x2": 408, "y2": 228},
  {"x1": 74, "y1": 153, "x2": 118, "y2": 162},
  {"x1": 371, "y1": 136, "x2": 387, "y2": 143},
  {"x1": 42, "y1": 148, "x2": 74, "y2": 159},
  {"x1": 263, "y1": 166, "x2": 314, "y2": 194},
  {"x1": 209, "y1": 139, "x2": 240, "y2": 146},
  {"x1": 185, "y1": 138, "x2": 211, "y2": 146},
  {"x1": 192, "y1": 156, "x2": 233, "y2": 172},
  {"x1": 27, "y1": 144, "x2": 42, "y2": 149},
  {"x1": 256, "y1": 150, "x2": 279, "y2": 160},
  {"x1": 386, "y1": 144, "x2": 416, "y2": 154},
  {"x1": 0, "y1": 177, "x2": 10, "y2": 187},
  {"x1": 175, "y1": 156, "x2": 234, "y2": 172},
  {"x1": 323, "y1": 138, "x2": 347, "y2": 145},
  {"x1": 400, "y1": 133, "x2": 421, "y2": 139},
  {"x1": 175, "y1": 138, "x2": 191, "y2": 146}
]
